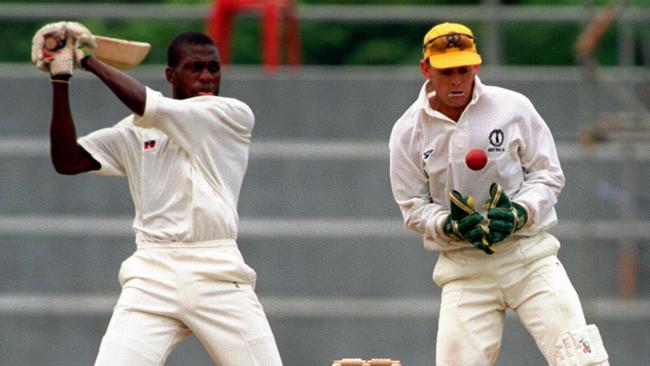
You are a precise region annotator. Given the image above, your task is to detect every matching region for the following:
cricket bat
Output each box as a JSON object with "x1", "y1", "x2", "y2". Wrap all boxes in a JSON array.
[
  {"x1": 93, "y1": 35, "x2": 151, "y2": 69},
  {"x1": 44, "y1": 34, "x2": 151, "y2": 69}
]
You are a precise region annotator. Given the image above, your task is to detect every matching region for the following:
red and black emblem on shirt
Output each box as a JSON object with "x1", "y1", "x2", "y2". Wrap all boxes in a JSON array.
[{"x1": 143, "y1": 140, "x2": 157, "y2": 150}]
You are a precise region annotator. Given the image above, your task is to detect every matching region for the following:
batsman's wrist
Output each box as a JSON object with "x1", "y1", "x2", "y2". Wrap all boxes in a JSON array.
[
  {"x1": 79, "y1": 49, "x2": 94, "y2": 70},
  {"x1": 79, "y1": 46, "x2": 93, "y2": 57},
  {"x1": 50, "y1": 74, "x2": 72, "y2": 82}
]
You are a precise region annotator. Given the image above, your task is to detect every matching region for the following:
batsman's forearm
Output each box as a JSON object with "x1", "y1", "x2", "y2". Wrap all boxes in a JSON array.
[
  {"x1": 83, "y1": 56, "x2": 146, "y2": 116},
  {"x1": 51, "y1": 82, "x2": 77, "y2": 165},
  {"x1": 50, "y1": 81, "x2": 99, "y2": 174}
]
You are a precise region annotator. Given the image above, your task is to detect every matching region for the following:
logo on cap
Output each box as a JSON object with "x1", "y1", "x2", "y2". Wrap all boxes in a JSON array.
[{"x1": 444, "y1": 34, "x2": 463, "y2": 48}]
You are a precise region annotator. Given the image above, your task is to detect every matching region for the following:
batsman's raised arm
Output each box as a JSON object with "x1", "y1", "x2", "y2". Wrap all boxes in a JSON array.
[
  {"x1": 49, "y1": 76, "x2": 101, "y2": 174},
  {"x1": 80, "y1": 55, "x2": 146, "y2": 116},
  {"x1": 31, "y1": 21, "x2": 100, "y2": 174},
  {"x1": 33, "y1": 21, "x2": 148, "y2": 175}
]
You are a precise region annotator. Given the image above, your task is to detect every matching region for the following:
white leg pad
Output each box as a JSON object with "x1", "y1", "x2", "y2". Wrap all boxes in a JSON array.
[{"x1": 553, "y1": 324, "x2": 609, "y2": 366}]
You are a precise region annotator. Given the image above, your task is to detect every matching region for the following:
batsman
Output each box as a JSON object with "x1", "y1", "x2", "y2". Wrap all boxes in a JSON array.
[
  {"x1": 389, "y1": 22, "x2": 609, "y2": 365},
  {"x1": 32, "y1": 22, "x2": 283, "y2": 365}
]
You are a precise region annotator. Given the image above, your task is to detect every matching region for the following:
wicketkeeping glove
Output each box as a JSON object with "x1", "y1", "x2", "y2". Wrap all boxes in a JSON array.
[
  {"x1": 483, "y1": 182, "x2": 528, "y2": 244},
  {"x1": 442, "y1": 190, "x2": 494, "y2": 255}
]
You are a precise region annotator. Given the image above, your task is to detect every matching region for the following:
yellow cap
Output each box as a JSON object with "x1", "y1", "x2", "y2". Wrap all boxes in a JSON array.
[{"x1": 423, "y1": 22, "x2": 482, "y2": 69}]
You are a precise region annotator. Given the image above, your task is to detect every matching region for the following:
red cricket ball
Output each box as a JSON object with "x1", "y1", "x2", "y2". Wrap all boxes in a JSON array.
[{"x1": 465, "y1": 148, "x2": 488, "y2": 171}]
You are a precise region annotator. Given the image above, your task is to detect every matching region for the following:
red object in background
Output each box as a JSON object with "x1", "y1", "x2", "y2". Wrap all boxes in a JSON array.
[
  {"x1": 465, "y1": 148, "x2": 488, "y2": 171},
  {"x1": 206, "y1": 0, "x2": 302, "y2": 71}
]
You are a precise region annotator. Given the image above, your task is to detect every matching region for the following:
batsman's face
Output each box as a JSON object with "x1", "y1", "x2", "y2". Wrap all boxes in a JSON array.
[
  {"x1": 420, "y1": 61, "x2": 479, "y2": 119},
  {"x1": 167, "y1": 44, "x2": 221, "y2": 99}
]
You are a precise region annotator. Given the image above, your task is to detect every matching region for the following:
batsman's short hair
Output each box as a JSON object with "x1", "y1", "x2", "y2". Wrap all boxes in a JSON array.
[{"x1": 167, "y1": 32, "x2": 217, "y2": 67}]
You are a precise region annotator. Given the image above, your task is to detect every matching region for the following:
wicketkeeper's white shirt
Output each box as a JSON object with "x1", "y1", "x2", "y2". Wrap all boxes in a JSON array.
[
  {"x1": 79, "y1": 87, "x2": 253, "y2": 245},
  {"x1": 389, "y1": 76, "x2": 565, "y2": 252}
]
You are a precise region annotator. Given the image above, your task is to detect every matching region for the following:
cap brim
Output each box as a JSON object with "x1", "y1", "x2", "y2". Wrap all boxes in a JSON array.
[{"x1": 428, "y1": 51, "x2": 482, "y2": 69}]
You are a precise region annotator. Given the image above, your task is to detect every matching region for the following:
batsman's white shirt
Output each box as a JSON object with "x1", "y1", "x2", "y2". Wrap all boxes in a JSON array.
[
  {"x1": 389, "y1": 76, "x2": 565, "y2": 252},
  {"x1": 79, "y1": 88, "x2": 283, "y2": 366},
  {"x1": 78, "y1": 87, "x2": 256, "y2": 281}
]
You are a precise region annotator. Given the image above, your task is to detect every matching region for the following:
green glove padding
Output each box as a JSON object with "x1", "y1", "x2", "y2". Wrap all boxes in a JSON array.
[
  {"x1": 443, "y1": 190, "x2": 494, "y2": 255},
  {"x1": 484, "y1": 183, "x2": 527, "y2": 244}
]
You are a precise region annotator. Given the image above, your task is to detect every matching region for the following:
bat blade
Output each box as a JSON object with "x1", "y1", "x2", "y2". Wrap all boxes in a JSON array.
[{"x1": 93, "y1": 35, "x2": 151, "y2": 69}]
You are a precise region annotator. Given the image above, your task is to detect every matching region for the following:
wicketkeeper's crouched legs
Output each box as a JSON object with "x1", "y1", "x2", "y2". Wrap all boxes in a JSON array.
[
  {"x1": 514, "y1": 256, "x2": 608, "y2": 365},
  {"x1": 551, "y1": 325, "x2": 609, "y2": 366},
  {"x1": 435, "y1": 279, "x2": 506, "y2": 366},
  {"x1": 433, "y1": 233, "x2": 608, "y2": 366}
]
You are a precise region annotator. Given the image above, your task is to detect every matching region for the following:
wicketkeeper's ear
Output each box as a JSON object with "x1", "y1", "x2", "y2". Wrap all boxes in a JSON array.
[{"x1": 419, "y1": 58, "x2": 433, "y2": 79}]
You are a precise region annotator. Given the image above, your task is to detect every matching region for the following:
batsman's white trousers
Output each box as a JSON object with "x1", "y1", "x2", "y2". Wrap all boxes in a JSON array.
[
  {"x1": 94, "y1": 239, "x2": 283, "y2": 366},
  {"x1": 433, "y1": 232, "x2": 607, "y2": 366}
]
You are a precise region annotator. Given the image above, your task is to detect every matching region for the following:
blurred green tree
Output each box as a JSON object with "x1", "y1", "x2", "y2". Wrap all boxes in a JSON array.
[{"x1": 1, "y1": 0, "x2": 646, "y2": 66}]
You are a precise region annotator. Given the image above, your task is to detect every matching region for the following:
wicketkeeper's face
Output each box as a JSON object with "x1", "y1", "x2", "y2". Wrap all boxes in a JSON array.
[
  {"x1": 166, "y1": 44, "x2": 221, "y2": 99},
  {"x1": 420, "y1": 62, "x2": 479, "y2": 114}
]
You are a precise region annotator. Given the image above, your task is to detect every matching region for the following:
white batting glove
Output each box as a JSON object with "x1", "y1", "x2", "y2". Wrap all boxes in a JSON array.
[
  {"x1": 32, "y1": 22, "x2": 65, "y2": 72},
  {"x1": 65, "y1": 21, "x2": 97, "y2": 68},
  {"x1": 31, "y1": 21, "x2": 69, "y2": 75},
  {"x1": 31, "y1": 21, "x2": 97, "y2": 76}
]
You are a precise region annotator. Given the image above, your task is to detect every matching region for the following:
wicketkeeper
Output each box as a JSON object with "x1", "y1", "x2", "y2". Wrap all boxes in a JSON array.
[
  {"x1": 32, "y1": 21, "x2": 283, "y2": 366},
  {"x1": 389, "y1": 22, "x2": 609, "y2": 365}
]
